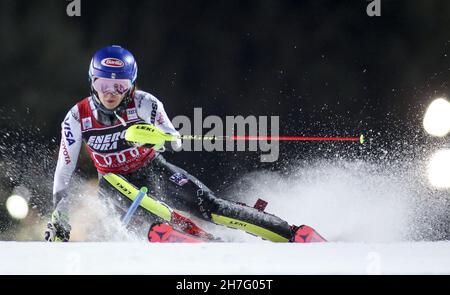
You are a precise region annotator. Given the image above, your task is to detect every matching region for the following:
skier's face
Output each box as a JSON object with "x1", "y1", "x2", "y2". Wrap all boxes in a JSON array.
[
  {"x1": 93, "y1": 78, "x2": 132, "y2": 109},
  {"x1": 98, "y1": 91, "x2": 126, "y2": 110}
]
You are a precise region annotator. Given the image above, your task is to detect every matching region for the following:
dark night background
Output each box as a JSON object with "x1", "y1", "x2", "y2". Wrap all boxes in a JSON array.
[{"x1": 0, "y1": 0, "x2": 450, "y2": 238}]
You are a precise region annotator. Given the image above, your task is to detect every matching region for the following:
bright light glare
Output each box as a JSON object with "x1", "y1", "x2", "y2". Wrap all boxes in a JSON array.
[
  {"x1": 6, "y1": 194, "x2": 29, "y2": 220},
  {"x1": 428, "y1": 149, "x2": 450, "y2": 189},
  {"x1": 423, "y1": 98, "x2": 450, "y2": 137}
]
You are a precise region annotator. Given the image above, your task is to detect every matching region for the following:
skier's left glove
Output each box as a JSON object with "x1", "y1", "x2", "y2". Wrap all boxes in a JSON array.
[{"x1": 44, "y1": 210, "x2": 71, "y2": 242}]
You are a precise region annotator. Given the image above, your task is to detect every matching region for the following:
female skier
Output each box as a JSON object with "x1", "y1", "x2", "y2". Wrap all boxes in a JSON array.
[{"x1": 45, "y1": 45, "x2": 325, "y2": 243}]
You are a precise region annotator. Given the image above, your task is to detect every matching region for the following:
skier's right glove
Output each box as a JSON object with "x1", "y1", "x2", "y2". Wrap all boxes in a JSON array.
[{"x1": 44, "y1": 210, "x2": 71, "y2": 242}]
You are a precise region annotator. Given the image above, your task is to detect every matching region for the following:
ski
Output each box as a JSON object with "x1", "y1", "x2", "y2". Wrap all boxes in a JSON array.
[{"x1": 148, "y1": 222, "x2": 211, "y2": 243}]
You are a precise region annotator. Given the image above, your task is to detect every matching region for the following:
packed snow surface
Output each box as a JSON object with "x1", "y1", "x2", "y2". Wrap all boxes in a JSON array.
[{"x1": 0, "y1": 241, "x2": 449, "y2": 275}]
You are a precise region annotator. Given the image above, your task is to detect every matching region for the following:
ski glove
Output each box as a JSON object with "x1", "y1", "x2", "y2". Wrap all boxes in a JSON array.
[{"x1": 44, "y1": 210, "x2": 71, "y2": 242}]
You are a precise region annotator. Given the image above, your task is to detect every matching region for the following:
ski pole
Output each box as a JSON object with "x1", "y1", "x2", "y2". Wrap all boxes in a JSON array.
[
  {"x1": 125, "y1": 124, "x2": 366, "y2": 145},
  {"x1": 121, "y1": 186, "x2": 148, "y2": 226},
  {"x1": 229, "y1": 134, "x2": 365, "y2": 143}
]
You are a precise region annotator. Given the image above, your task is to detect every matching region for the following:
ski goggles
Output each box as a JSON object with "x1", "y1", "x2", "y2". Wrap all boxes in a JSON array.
[{"x1": 92, "y1": 78, "x2": 132, "y2": 95}]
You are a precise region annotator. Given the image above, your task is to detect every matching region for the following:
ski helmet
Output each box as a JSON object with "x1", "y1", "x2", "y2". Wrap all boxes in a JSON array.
[{"x1": 88, "y1": 45, "x2": 138, "y2": 115}]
